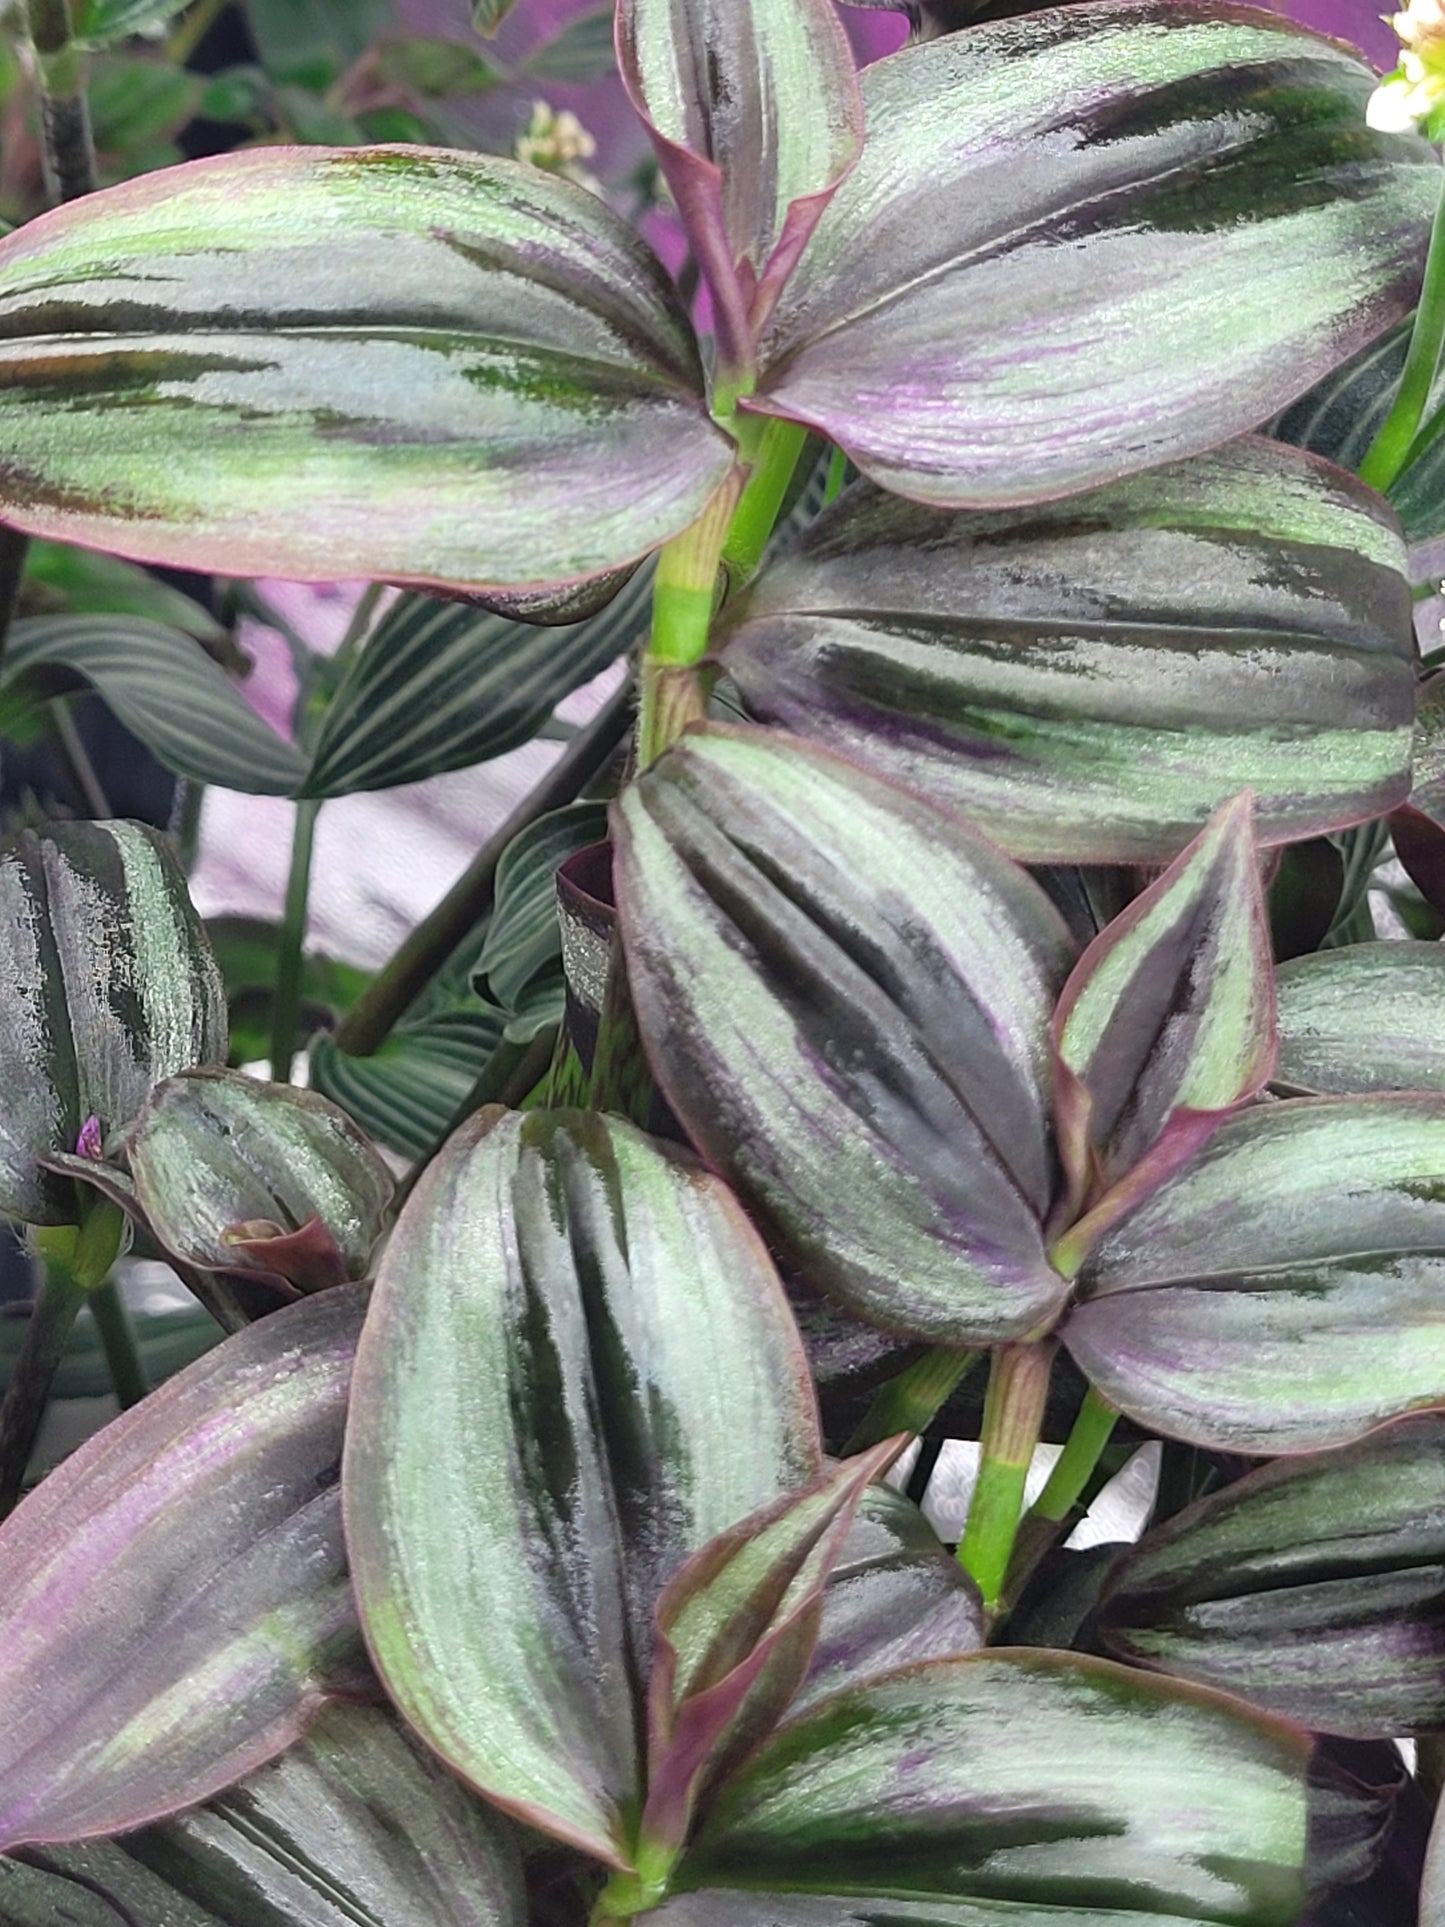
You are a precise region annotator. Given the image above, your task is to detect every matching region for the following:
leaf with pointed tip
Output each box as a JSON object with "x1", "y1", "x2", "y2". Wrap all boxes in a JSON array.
[
  {"x1": 666, "y1": 1652, "x2": 1319, "y2": 1923},
  {"x1": 125, "y1": 1069, "x2": 392, "y2": 1294},
  {"x1": 343, "y1": 1106, "x2": 821, "y2": 1869},
  {"x1": 642, "y1": 1443, "x2": 899, "y2": 1862},
  {"x1": 721, "y1": 442, "x2": 1415, "y2": 864},
  {"x1": 795, "y1": 1485, "x2": 983, "y2": 1712},
  {"x1": 748, "y1": 3, "x2": 1437, "y2": 507},
  {"x1": 71, "y1": 0, "x2": 192, "y2": 47},
  {"x1": 301, "y1": 571, "x2": 649, "y2": 798},
  {"x1": 0, "y1": 148, "x2": 735, "y2": 597},
  {"x1": 3, "y1": 616, "x2": 306, "y2": 796},
  {"x1": 476, "y1": 803, "x2": 610, "y2": 1009},
  {"x1": 0, "y1": 1285, "x2": 372, "y2": 1852},
  {"x1": 617, "y1": 0, "x2": 861, "y2": 372},
  {"x1": 1, "y1": 1704, "x2": 525, "y2": 1926},
  {"x1": 1100, "y1": 1412, "x2": 1445, "y2": 1739},
  {"x1": 0, "y1": 819, "x2": 226, "y2": 1226},
  {"x1": 1274, "y1": 943, "x2": 1445, "y2": 1095},
  {"x1": 615, "y1": 725, "x2": 1076, "y2": 1346},
  {"x1": 1065, "y1": 1097, "x2": 1445, "y2": 1453},
  {"x1": 472, "y1": 0, "x2": 518, "y2": 31},
  {"x1": 1052, "y1": 793, "x2": 1274, "y2": 1213},
  {"x1": 310, "y1": 1008, "x2": 510, "y2": 1162}
]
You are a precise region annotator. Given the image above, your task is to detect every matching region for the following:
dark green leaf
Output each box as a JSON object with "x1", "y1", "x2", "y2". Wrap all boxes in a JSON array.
[
  {"x1": 722, "y1": 442, "x2": 1415, "y2": 864},
  {"x1": 1274, "y1": 942, "x2": 1445, "y2": 1094},
  {"x1": 88, "y1": 55, "x2": 203, "y2": 151},
  {"x1": 374, "y1": 36, "x2": 498, "y2": 97},
  {"x1": 476, "y1": 803, "x2": 609, "y2": 1010},
  {"x1": 671, "y1": 1652, "x2": 1319, "y2": 1924},
  {"x1": 615, "y1": 724, "x2": 1080, "y2": 1346},
  {"x1": 342, "y1": 1106, "x2": 822, "y2": 1866},
  {"x1": 1101, "y1": 1412, "x2": 1445, "y2": 1738},
  {"x1": 0, "y1": 149, "x2": 734, "y2": 597},
  {"x1": 525, "y1": 7, "x2": 619, "y2": 82},
  {"x1": 125, "y1": 1068, "x2": 392, "y2": 1292},
  {"x1": 1065, "y1": 1097, "x2": 1445, "y2": 1452},
  {"x1": 0, "y1": 819, "x2": 225, "y2": 1225},
  {"x1": 750, "y1": 5, "x2": 1437, "y2": 507},
  {"x1": 0, "y1": 1286, "x2": 371, "y2": 1850},
  {"x1": 309, "y1": 1007, "x2": 508, "y2": 1161},
  {"x1": 246, "y1": 0, "x2": 392, "y2": 86},
  {"x1": 1052, "y1": 793, "x2": 1274, "y2": 1210},
  {"x1": 71, "y1": 0, "x2": 191, "y2": 48},
  {"x1": 4, "y1": 617, "x2": 306, "y2": 795},
  {"x1": 302, "y1": 569, "x2": 649, "y2": 797},
  {"x1": 21, "y1": 540, "x2": 226, "y2": 644}
]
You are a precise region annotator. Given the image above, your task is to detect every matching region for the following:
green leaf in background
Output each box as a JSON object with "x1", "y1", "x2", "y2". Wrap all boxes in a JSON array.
[
  {"x1": 88, "y1": 54, "x2": 203, "y2": 156},
  {"x1": 301, "y1": 569, "x2": 648, "y2": 798},
  {"x1": 0, "y1": 820, "x2": 225, "y2": 1225},
  {"x1": 722, "y1": 441, "x2": 1415, "y2": 864},
  {"x1": 472, "y1": 0, "x2": 519, "y2": 32},
  {"x1": 0, "y1": 1286, "x2": 371, "y2": 1852},
  {"x1": 525, "y1": 6, "x2": 618, "y2": 82},
  {"x1": 615, "y1": 725, "x2": 1077, "y2": 1347},
  {"x1": 749, "y1": 5, "x2": 1436, "y2": 507},
  {"x1": 476, "y1": 802, "x2": 609, "y2": 1010},
  {"x1": 1274, "y1": 942, "x2": 1445, "y2": 1095},
  {"x1": 668, "y1": 1652, "x2": 1320, "y2": 1924},
  {"x1": 71, "y1": 0, "x2": 192, "y2": 48},
  {"x1": 125, "y1": 1069, "x2": 392, "y2": 1294},
  {"x1": 1051, "y1": 792, "x2": 1275, "y2": 1213},
  {"x1": 21, "y1": 541, "x2": 226, "y2": 644},
  {"x1": 343, "y1": 1106, "x2": 822, "y2": 1867},
  {"x1": 795, "y1": 1486, "x2": 983, "y2": 1713},
  {"x1": 617, "y1": 0, "x2": 862, "y2": 370},
  {"x1": 0, "y1": 149, "x2": 735, "y2": 597},
  {"x1": 246, "y1": 0, "x2": 392, "y2": 87},
  {"x1": 1100, "y1": 1412, "x2": 1445, "y2": 1739},
  {"x1": 0, "y1": 1703, "x2": 526, "y2": 1926},
  {"x1": 1064, "y1": 1097, "x2": 1445, "y2": 1453},
  {"x1": 374, "y1": 36, "x2": 498, "y2": 97},
  {"x1": 208, "y1": 916, "x2": 370, "y2": 1070},
  {"x1": 3, "y1": 617, "x2": 306, "y2": 795},
  {"x1": 310, "y1": 1006, "x2": 508, "y2": 1161}
]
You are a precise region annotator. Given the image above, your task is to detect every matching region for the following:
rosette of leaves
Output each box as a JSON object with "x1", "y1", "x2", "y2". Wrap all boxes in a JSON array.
[{"x1": 0, "y1": 1108, "x2": 1367, "y2": 1922}]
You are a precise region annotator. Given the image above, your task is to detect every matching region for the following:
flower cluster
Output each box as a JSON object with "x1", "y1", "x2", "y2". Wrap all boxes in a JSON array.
[{"x1": 1369, "y1": 0, "x2": 1445, "y2": 137}]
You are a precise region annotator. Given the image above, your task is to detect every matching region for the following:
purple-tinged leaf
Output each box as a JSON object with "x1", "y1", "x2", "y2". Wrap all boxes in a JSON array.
[
  {"x1": 0, "y1": 1704, "x2": 527, "y2": 1926},
  {"x1": 668, "y1": 1651, "x2": 1319, "y2": 1923},
  {"x1": 0, "y1": 148, "x2": 736, "y2": 597},
  {"x1": 1064, "y1": 1097, "x2": 1445, "y2": 1453},
  {"x1": 795, "y1": 1485, "x2": 983, "y2": 1712},
  {"x1": 342, "y1": 1106, "x2": 821, "y2": 1870},
  {"x1": 616, "y1": 0, "x2": 862, "y2": 374},
  {"x1": 1051, "y1": 793, "x2": 1274, "y2": 1217},
  {"x1": 1274, "y1": 943, "x2": 1445, "y2": 1095},
  {"x1": 0, "y1": 820, "x2": 226, "y2": 1227},
  {"x1": 614, "y1": 725, "x2": 1076, "y2": 1347},
  {"x1": 642, "y1": 1442, "x2": 900, "y2": 1863},
  {"x1": 125, "y1": 1069, "x2": 392, "y2": 1295},
  {"x1": 747, "y1": 4, "x2": 1437, "y2": 507},
  {"x1": 1100, "y1": 1412, "x2": 1445, "y2": 1739},
  {"x1": 720, "y1": 442, "x2": 1414, "y2": 864},
  {"x1": 0, "y1": 1285, "x2": 371, "y2": 1852}
]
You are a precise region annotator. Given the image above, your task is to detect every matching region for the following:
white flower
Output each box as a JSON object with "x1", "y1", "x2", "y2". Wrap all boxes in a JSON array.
[{"x1": 1369, "y1": 0, "x2": 1445, "y2": 134}]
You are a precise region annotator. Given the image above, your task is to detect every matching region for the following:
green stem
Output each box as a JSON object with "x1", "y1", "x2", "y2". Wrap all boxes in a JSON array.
[
  {"x1": 823, "y1": 444, "x2": 849, "y2": 505},
  {"x1": 637, "y1": 475, "x2": 744, "y2": 770},
  {"x1": 0, "y1": 1259, "x2": 84, "y2": 1516},
  {"x1": 333, "y1": 678, "x2": 632, "y2": 1057},
  {"x1": 0, "y1": 525, "x2": 28, "y2": 675},
  {"x1": 1359, "y1": 167, "x2": 1445, "y2": 492},
  {"x1": 720, "y1": 418, "x2": 808, "y2": 586},
  {"x1": 270, "y1": 798, "x2": 320, "y2": 1082},
  {"x1": 1028, "y1": 1386, "x2": 1120, "y2": 1526},
  {"x1": 88, "y1": 1278, "x2": 147, "y2": 1409},
  {"x1": 330, "y1": 581, "x2": 384, "y2": 674},
  {"x1": 27, "y1": 0, "x2": 97, "y2": 206},
  {"x1": 957, "y1": 1340, "x2": 1055, "y2": 1616},
  {"x1": 50, "y1": 698, "x2": 111, "y2": 817},
  {"x1": 845, "y1": 1347, "x2": 977, "y2": 1455}
]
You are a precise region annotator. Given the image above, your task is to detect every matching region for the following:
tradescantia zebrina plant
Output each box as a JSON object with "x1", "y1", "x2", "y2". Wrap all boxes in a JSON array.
[{"x1": 5, "y1": 0, "x2": 1445, "y2": 1920}]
